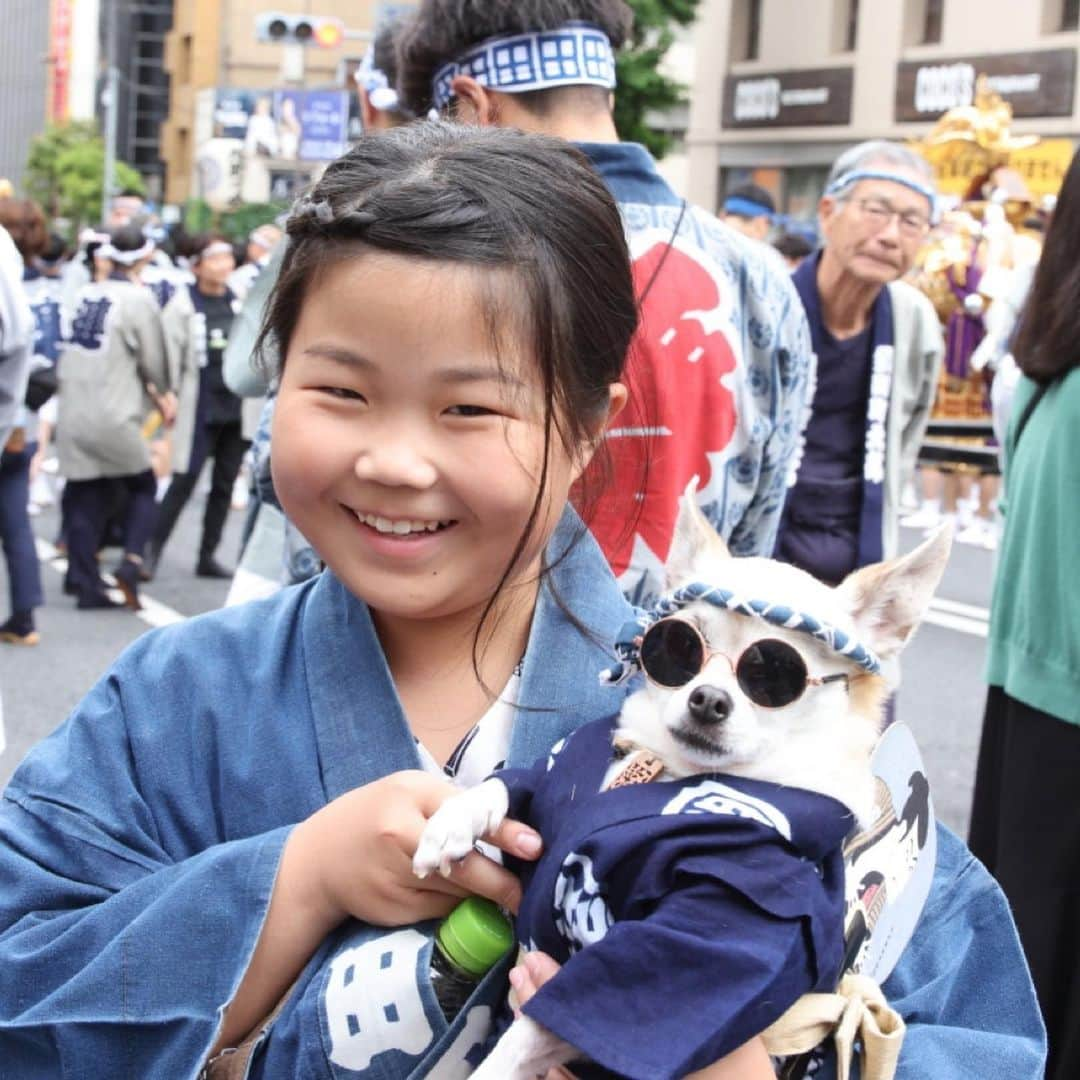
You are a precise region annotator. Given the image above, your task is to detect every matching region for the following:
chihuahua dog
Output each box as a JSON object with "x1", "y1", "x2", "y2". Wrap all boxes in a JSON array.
[{"x1": 414, "y1": 486, "x2": 952, "y2": 1079}]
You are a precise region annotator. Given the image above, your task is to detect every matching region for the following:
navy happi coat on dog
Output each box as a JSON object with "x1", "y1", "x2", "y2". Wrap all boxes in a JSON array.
[{"x1": 498, "y1": 715, "x2": 853, "y2": 1080}]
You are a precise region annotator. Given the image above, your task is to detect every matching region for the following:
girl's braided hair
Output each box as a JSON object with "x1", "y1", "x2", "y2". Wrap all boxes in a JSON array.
[{"x1": 261, "y1": 120, "x2": 639, "y2": 681}]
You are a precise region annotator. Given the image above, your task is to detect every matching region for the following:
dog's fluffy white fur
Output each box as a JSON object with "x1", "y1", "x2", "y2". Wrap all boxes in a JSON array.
[{"x1": 413, "y1": 483, "x2": 952, "y2": 1079}]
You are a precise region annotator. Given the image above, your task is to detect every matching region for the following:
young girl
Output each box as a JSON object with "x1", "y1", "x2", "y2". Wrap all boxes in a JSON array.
[{"x1": 0, "y1": 124, "x2": 771, "y2": 1078}]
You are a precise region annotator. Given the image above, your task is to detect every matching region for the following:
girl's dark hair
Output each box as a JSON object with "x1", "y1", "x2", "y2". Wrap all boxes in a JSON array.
[
  {"x1": 0, "y1": 197, "x2": 47, "y2": 259},
  {"x1": 397, "y1": 0, "x2": 633, "y2": 117},
  {"x1": 1011, "y1": 148, "x2": 1080, "y2": 384},
  {"x1": 261, "y1": 121, "x2": 638, "y2": 672}
]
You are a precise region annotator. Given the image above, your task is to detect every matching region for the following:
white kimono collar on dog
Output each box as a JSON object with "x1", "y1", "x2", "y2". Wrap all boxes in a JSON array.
[{"x1": 601, "y1": 580, "x2": 883, "y2": 685}]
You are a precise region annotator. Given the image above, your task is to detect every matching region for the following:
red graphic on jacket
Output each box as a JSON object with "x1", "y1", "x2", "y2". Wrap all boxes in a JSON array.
[{"x1": 585, "y1": 239, "x2": 739, "y2": 584}]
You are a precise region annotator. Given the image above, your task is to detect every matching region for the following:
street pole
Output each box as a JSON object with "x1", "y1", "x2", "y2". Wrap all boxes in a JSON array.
[{"x1": 101, "y1": 0, "x2": 119, "y2": 223}]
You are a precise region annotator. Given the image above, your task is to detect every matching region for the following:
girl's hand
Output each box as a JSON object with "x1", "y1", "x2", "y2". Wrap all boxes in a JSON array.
[
  {"x1": 508, "y1": 952, "x2": 774, "y2": 1080},
  {"x1": 288, "y1": 770, "x2": 543, "y2": 929},
  {"x1": 508, "y1": 952, "x2": 578, "y2": 1079}
]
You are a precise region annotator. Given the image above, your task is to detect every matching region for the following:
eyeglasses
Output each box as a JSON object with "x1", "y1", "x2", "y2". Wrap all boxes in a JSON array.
[
  {"x1": 638, "y1": 618, "x2": 849, "y2": 709},
  {"x1": 849, "y1": 196, "x2": 930, "y2": 238}
]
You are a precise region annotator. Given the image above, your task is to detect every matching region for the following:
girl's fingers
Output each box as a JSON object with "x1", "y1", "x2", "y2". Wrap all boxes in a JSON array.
[
  {"x1": 486, "y1": 817, "x2": 544, "y2": 861},
  {"x1": 444, "y1": 849, "x2": 524, "y2": 914},
  {"x1": 510, "y1": 950, "x2": 562, "y2": 1008}
]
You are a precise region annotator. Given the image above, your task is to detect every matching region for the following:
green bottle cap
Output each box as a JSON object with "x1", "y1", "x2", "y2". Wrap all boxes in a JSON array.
[{"x1": 437, "y1": 897, "x2": 514, "y2": 978}]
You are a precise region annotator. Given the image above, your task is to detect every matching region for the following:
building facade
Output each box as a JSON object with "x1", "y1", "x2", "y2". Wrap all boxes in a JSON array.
[
  {"x1": 687, "y1": 0, "x2": 1080, "y2": 220},
  {"x1": 161, "y1": 0, "x2": 384, "y2": 204},
  {"x1": 0, "y1": 1, "x2": 53, "y2": 187}
]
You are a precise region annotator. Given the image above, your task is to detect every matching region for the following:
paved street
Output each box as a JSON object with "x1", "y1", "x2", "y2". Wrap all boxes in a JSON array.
[{"x1": 0, "y1": 499, "x2": 993, "y2": 839}]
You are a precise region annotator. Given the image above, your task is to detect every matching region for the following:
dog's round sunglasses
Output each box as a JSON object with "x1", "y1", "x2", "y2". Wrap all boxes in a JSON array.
[{"x1": 638, "y1": 617, "x2": 850, "y2": 708}]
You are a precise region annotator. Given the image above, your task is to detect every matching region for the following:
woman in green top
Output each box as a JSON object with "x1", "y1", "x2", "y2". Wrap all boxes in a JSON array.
[{"x1": 969, "y1": 148, "x2": 1080, "y2": 1080}]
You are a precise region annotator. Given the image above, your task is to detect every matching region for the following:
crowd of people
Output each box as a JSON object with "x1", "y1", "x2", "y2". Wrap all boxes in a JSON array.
[
  {"x1": 0, "y1": 2, "x2": 1074, "y2": 1078},
  {"x1": 0, "y1": 191, "x2": 283, "y2": 638}
]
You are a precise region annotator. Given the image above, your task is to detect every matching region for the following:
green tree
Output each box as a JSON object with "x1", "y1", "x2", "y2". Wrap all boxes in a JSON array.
[
  {"x1": 24, "y1": 122, "x2": 144, "y2": 232},
  {"x1": 614, "y1": 0, "x2": 702, "y2": 159}
]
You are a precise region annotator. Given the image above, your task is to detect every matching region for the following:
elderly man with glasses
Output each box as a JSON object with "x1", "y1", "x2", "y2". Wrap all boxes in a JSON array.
[{"x1": 776, "y1": 140, "x2": 944, "y2": 587}]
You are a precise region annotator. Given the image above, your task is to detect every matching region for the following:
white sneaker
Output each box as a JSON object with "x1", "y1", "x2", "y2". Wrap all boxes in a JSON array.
[
  {"x1": 956, "y1": 518, "x2": 994, "y2": 547},
  {"x1": 901, "y1": 505, "x2": 943, "y2": 530},
  {"x1": 29, "y1": 473, "x2": 54, "y2": 507}
]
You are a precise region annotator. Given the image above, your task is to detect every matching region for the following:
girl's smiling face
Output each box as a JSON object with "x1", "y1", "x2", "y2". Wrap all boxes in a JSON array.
[{"x1": 273, "y1": 251, "x2": 605, "y2": 626}]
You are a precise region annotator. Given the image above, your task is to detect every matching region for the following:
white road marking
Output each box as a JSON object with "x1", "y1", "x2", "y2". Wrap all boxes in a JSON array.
[
  {"x1": 923, "y1": 597, "x2": 989, "y2": 639},
  {"x1": 34, "y1": 537, "x2": 187, "y2": 630},
  {"x1": 928, "y1": 596, "x2": 991, "y2": 621}
]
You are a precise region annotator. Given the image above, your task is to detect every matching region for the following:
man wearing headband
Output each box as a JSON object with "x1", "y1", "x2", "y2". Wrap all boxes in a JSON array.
[
  {"x1": 227, "y1": 224, "x2": 282, "y2": 302},
  {"x1": 149, "y1": 234, "x2": 247, "y2": 581},
  {"x1": 722, "y1": 182, "x2": 776, "y2": 243},
  {"x1": 54, "y1": 224, "x2": 170, "y2": 611},
  {"x1": 776, "y1": 140, "x2": 943, "y2": 588},
  {"x1": 399, "y1": 0, "x2": 815, "y2": 608}
]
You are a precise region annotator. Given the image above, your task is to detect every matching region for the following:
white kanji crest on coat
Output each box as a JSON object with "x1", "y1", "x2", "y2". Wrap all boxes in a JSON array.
[
  {"x1": 554, "y1": 852, "x2": 614, "y2": 953},
  {"x1": 324, "y1": 929, "x2": 434, "y2": 1070},
  {"x1": 661, "y1": 779, "x2": 792, "y2": 840}
]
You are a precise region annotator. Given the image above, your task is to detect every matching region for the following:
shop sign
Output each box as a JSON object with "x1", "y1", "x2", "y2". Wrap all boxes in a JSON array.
[
  {"x1": 896, "y1": 50, "x2": 1076, "y2": 121},
  {"x1": 723, "y1": 67, "x2": 853, "y2": 128}
]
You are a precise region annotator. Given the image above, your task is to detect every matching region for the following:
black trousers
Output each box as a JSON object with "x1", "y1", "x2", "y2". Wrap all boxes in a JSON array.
[
  {"x1": 153, "y1": 420, "x2": 248, "y2": 563},
  {"x1": 969, "y1": 686, "x2": 1080, "y2": 1080},
  {"x1": 65, "y1": 471, "x2": 157, "y2": 602}
]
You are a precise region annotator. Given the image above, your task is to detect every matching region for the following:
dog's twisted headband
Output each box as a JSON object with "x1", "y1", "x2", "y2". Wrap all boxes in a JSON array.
[{"x1": 600, "y1": 581, "x2": 883, "y2": 685}]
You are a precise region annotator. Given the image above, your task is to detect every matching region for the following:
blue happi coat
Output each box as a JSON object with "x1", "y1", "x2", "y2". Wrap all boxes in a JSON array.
[
  {"x1": 500, "y1": 716, "x2": 852, "y2": 1079},
  {"x1": 0, "y1": 511, "x2": 1046, "y2": 1078}
]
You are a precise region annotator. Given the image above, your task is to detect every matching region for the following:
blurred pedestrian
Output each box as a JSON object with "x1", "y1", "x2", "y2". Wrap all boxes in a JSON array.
[
  {"x1": 969, "y1": 147, "x2": 1080, "y2": 1080},
  {"x1": 148, "y1": 233, "x2": 247, "y2": 580},
  {"x1": 0, "y1": 197, "x2": 47, "y2": 644},
  {"x1": 226, "y1": 223, "x2": 282, "y2": 302},
  {"x1": 773, "y1": 230, "x2": 814, "y2": 271},
  {"x1": 721, "y1": 182, "x2": 776, "y2": 242},
  {"x1": 55, "y1": 224, "x2": 170, "y2": 610},
  {"x1": 776, "y1": 140, "x2": 943, "y2": 585}
]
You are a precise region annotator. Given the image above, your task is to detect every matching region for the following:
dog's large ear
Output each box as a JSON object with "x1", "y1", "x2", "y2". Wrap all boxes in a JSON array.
[
  {"x1": 665, "y1": 477, "x2": 730, "y2": 589},
  {"x1": 836, "y1": 524, "x2": 953, "y2": 659}
]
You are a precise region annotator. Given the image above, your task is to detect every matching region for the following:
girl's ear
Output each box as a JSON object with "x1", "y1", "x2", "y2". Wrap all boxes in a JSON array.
[
  {"x1": 570, "y1": 382, "x2": 628, "y2": 482},
  {"x1": 450, "y1": 76, "x2": 498, "y2": 126}
]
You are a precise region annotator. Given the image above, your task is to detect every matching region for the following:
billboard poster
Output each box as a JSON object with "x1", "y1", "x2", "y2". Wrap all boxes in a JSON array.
[
  {"x1": 272, "y1": 90, "x2": 349, "y2": 161},
  {"x1": 210, "y1": 88, "x2": 350, "y2": 163}
]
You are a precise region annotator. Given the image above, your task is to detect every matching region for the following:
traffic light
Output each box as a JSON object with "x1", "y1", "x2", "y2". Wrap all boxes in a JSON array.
[{"x1": 255, "y1": 13, "x2": 345, "y2": 48}]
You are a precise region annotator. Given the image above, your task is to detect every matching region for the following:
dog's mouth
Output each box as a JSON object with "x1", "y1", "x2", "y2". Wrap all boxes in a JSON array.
[{"x1": 670, "y1": 725, "x2": 729, "y2": 758}]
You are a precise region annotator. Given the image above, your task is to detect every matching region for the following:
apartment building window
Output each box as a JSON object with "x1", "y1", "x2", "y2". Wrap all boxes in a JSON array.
[
  {"x1": 731, "y1": 0, "x2": 763, "y2": 63},
  {"x1": 746, "y1": 0, "x2": 762, "y2": 60},
  {"x1": 1062, "y1": 0, "x2": 1080, "y2": 31},
  {"x1": 922, "y1": 0, "x2": 944, "y2": 43},
  {"x1": 845, "y1": 0, "x2": 860, "y2": 51}
]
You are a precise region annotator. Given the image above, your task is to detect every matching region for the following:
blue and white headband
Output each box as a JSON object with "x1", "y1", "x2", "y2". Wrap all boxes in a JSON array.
[
  {"x1": 431, "y1": 22, "x2": 616, "y2": 112},
  {"x1": 825, "y1": 169, "x2": 939, "y2": 222},
  {"x1": 355, "y1": 45, "x2": 401, "y2": 113},
  {"x1": 97, "y1": 238, "x2": 155, "y2": 265},
  {"x1": 600, "y1": 581, "x2": 883, "y2": 686},
  {"x1": 723, "y1": 195, "x2": 774, "y2": 220}
]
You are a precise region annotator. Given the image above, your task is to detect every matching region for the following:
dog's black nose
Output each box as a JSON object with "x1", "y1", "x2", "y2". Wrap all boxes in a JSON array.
[{"x1": 687, "y1": 685, "x2": 733, "y2": 726}]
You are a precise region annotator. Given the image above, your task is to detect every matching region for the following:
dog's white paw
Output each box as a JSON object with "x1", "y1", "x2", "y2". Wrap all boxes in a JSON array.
[{"x1": 412, "y1": 779, "x2": 510, "y2": 879}]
